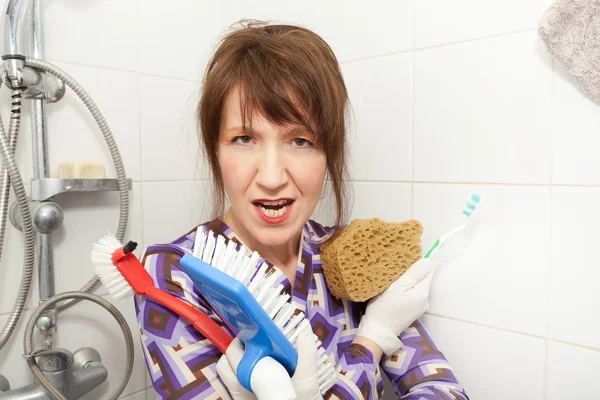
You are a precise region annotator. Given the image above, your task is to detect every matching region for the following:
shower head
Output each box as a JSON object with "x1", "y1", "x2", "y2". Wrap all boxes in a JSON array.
[{"x1": 1, "y1": 0, "x2": 33, "y2": 58}]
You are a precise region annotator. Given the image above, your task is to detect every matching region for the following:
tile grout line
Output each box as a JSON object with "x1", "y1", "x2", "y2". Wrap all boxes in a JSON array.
[
  {"x1": 135, "y1": 0, "x2": 145, "y2": 258},
  {"x1": 45, "y1": 58, "x2": 200, "y2": 85},
  {"x1": 339, "y1": 28, "x2": 536, "y2": 67},
  {"x1": 137, "y1": 73, "x2": 146, "y2": 258},
  {"x1": 409, "y1": 181, "x2": 600, "y2": 188},
  {"x1": 121, "y1": 387, "x2": 148, "y2": 399},
  {"x1": 425, "y1": 312, "x2": 547, "y2": 339},
  {"x1": 340, "y1": 48, "x2": 413, "y2": 66},
  {"x1": 135, "y1": 178, "x2": 600, "y2": 189},
  {"x1": 357, "y1": 180, "x2": 600, "y2": 188},
  {"x1": 410, "y1": 0, "x2": 416, "y2": 219},
  {"x1": 414, "y1": 28, "x2": 535, "y2": 52},
  {"x1": 543, "y1": 56, "x2": 558, "y2": 400},
  {"x1": 426, "y1": 312, "x2": 600, "y2": 353}
]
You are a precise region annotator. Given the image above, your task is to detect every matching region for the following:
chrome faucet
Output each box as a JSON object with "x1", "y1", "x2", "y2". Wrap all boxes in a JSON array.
[{"x1": 0, "y1": 348, "x2": 108, "y2": 400}]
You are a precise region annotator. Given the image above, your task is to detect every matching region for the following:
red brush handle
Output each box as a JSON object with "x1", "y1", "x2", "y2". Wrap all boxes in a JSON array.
[
  {"x1": 145, "y1": 287, "x2": 232, "y2": 353},
  {"x1": 113, "y1": 248, "x2": 233, "y2": 353}
]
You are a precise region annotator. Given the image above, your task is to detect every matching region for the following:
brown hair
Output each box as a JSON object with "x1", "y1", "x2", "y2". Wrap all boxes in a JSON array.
[{"x1": 198, "y1": 20, "x2": 350, "y2": 226}]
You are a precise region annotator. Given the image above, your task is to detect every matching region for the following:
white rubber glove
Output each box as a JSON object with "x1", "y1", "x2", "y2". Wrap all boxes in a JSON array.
[
  {"x1": 290, "y1": 324, "x2": 321, "y2": 400},
  {"x1": 216, "y1": 339, "x2": 257, "y2": 400},
  {"x1": 356, "y1": 258, "x2": 434, "y2": 355},
  {"x1": 216, "y1": 324, "x2": 321, "y2": 400}
]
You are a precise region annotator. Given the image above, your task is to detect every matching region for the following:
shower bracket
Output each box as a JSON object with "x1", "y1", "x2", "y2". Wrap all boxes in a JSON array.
[{"x1": 0, "y1": 57, "x2": 65, "y2": 103}]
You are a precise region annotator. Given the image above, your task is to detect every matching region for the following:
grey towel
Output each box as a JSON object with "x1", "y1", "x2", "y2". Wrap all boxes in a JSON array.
[{"x1": 538, "y1": 0, "x2": 600, "y2": 102}]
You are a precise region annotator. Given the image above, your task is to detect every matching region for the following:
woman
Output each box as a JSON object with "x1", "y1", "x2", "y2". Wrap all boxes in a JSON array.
[{"x1": 136, "y1": 21, "x2": 468, "y2": 400}]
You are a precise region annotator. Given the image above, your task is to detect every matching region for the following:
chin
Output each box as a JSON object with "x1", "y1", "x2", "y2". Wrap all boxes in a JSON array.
[{"x1": 251, "y1": 225, "x2": 297, "y2": 247}]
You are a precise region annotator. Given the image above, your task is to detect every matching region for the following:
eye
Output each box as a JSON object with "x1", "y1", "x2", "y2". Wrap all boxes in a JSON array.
[
  {"x1": 233, "y1": 135, "x2": 252, "y2": 144},
  {"x1": 292, "y1": 137, "x2": 313, "y2": 148}
]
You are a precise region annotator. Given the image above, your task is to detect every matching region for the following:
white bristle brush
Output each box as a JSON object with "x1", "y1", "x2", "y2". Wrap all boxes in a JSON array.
[{"x1": 192, "y1": 226, "x2": 338, "y2": 394}]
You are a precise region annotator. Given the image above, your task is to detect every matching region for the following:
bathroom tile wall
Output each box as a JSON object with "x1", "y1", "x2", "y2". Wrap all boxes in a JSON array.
[{"x1": 0, "y1": 1, "x2": 595, "y2": 399}]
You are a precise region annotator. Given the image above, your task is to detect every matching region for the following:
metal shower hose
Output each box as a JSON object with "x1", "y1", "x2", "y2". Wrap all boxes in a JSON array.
[{"x1": 0, "y1": 58, "x2": 134, "y2": 399}]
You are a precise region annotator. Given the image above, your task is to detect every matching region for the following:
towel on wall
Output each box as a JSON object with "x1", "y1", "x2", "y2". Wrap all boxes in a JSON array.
[{"x1": 538, "y1": 0, "x2": 600, "y2": 103}]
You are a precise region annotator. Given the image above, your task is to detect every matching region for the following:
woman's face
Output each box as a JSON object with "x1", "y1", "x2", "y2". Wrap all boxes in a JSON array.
[{"x1": 217, "y1": 87, "x2": 327, "y2": 249}]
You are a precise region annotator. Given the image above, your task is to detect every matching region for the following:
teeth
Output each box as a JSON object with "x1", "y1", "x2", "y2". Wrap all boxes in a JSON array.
[
  {"x1": 261, "y1": 199, "x2": 289, "y2": 206},
  {"x1": 259, "y1": 205, "x2": 287, "y2": 218}
]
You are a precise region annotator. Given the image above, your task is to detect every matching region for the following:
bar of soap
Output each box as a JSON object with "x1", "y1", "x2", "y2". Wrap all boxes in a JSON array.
[{"x1": 57, "y1": 162, "x2": 106, "y2": 179}]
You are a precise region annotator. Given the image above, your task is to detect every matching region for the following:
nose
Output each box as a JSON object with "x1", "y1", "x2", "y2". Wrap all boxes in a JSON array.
[{"x1": 255, "y1": 146, "x2": 288, "y2": 192}]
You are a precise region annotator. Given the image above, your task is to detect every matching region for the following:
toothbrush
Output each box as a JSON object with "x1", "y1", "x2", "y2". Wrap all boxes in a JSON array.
[
  {"x1": 179, "y1": 226, "x2": 337, "y2": 395},
  {"x1": 90, "y1": 233, "x2": 233, "y2": 353},
  {"x1": 424, "y1": 193, "x2": 483, "y2": 261}
]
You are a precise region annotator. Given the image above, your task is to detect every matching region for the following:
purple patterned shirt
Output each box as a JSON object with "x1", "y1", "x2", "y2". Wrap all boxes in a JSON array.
[{"x1": 135, "y1": 218, "x2": 469, "y2": 399}]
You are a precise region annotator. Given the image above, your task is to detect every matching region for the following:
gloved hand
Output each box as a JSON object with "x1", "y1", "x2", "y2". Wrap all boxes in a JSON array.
[
  {"x1": 356, "y1": 258, "x2": 434, "y2": 356},
  {"x1": 216, "y1": 338, "x2": 256, "y2": 400},
  {"x1": 216, "y1": 323, "x2": 321, "y2": 400},
  {"x1": 290, "y1": 324, "x2": 321, "y2": 400}
]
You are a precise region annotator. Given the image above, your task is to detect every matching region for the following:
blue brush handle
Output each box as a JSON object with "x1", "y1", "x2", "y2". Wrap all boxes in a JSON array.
[
  {"x1": 237, "y1": 340, "x2": 269, "y2": 391},
  {"x1": 179, "y1": 254, "x2": 298, "y2": 392}
]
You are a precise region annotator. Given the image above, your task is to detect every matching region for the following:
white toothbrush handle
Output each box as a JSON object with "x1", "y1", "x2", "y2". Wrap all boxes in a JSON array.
[{"x1": 427, "y1": 219, "x2": 481, "y2": 267}]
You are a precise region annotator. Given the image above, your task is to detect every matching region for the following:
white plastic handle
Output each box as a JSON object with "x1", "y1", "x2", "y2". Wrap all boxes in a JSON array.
[{"x1": 250, "y1": 356, "x2": 297, "y2": 400}]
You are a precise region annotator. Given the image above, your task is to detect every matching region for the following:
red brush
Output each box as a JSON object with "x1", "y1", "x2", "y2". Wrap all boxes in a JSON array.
[{"x1": 91, "y1": 233, "x2": 232, "y2": 353}]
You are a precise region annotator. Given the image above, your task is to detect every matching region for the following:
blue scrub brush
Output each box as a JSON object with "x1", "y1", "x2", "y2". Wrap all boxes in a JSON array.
[
  {"x1": 424, "y1": 193, "x2": 483, "y2": 264},
  {"x1": 179, "y1": 226, "x2": 336, "y2": 395}
]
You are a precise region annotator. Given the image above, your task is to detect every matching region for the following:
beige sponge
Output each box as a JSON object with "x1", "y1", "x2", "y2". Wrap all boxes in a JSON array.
[{"x1": 321, "y1": 218, "x2": 423, "y2": 302}]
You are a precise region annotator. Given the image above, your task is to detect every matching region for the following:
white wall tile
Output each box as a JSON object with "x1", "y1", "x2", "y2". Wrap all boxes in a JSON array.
[
  {"x1": 53, "y1": 182, "x2": 143, "y2": 297},
  {"x1": 312, "y1": 181, "x2": 411, "y2": 227},
  {"x1": 350, "y1": 182, "x2": 411, "y2": 222},
  {"x1": 550, "y1": 187, "x2": 600, "y2": 349},
  {"x1": 45, "y1": 62, "x2": 141, "y2": 181},
  {"x1": 311, "y1": 181, "x2": 335, "y2": 227},
  {"x1": 220, "y1": 0, "x2": 315, "y2": 29},
  {"x1": 547, "y1": 341, "x2": 600, "y2": 400},
  {"x1": 146, "y1": 388, "x2": 157, "y2": 400},
  {"x1": 415, "y1": 0, "x2": 550, "y2": 48},
  {"x1": 120, "y1": 390, "x2": 147, "y2": 400},
  {"x1": 0, "y1": 213, "x2": 39, "y2": 315},
  {"x1": 145, "y1": 366, "x2": 152, "y2": 389},
  {"x1": 140, "y1": 75, "x2": 205, "y2": 181},
  {"x1": 42, "y1": 0, "x2": 138, "y2": 71},
  {"x1": 414, "y1": 32, "x2": 553, "y2": 184},
  {"x1": 342, "y1": 53, "x2": 413, "y2": 182},
  {"x1": 552, "y1": 64, "x2": 600, "y2": 185},
  {"x1": 414, "y1": 184, "x2": 550, "y2": 336},
  {"x1": 142, "y1": 181, "x2": 212, "y2": 247},
  {"x1": 0, "y1": 309, "x2": 41, "y2": 390},
  {"x1": 138, "y1": 0, "x2": 222, "y2": 81},
  {"x1": 421, "y1": 315, "x2": 546, "y2": 400},
  {"x1": 314, "y1": 0, "x2": 413, "y2": 63}
]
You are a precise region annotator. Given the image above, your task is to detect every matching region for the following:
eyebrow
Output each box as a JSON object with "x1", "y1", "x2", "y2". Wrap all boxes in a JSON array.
[{"x1": 223, "y1": 125, "x2": 312, "y2": 135}]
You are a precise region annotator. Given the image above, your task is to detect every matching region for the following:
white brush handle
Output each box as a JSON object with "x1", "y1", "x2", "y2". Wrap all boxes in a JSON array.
[{"x1": 250, "y1": 357, "x2": 297, "y2": 400}]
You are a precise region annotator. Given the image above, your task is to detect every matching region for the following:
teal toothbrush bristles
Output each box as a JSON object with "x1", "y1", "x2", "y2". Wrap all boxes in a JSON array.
[{"x1": 462, "y1": 194, "x2": 482, "y2": 217}]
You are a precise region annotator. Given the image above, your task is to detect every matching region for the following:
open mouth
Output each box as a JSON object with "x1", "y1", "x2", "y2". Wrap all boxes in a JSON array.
[{"x1": 252, "y1": 199, "x2": 294, "y2": 218}]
